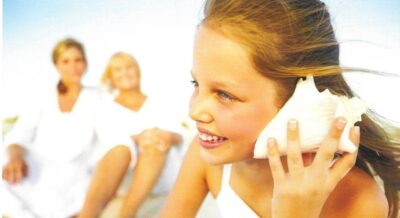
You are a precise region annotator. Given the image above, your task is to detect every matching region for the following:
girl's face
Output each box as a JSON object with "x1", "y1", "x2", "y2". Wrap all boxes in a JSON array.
[
  {"x1": 55, "y1": 47, "x2": 86, "y2": 86},
  {"x1": 190, "y1": 26, "x2": 279, "y2": 165},
  {"x1": 110, "y1": 58, "x2": 140, "y2": 91}
]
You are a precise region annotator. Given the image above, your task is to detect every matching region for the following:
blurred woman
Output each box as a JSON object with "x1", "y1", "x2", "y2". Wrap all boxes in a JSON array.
[
  {"x1": 79, "y1": 52, "x2": 185, "y2": 218},
  {"x1": 2, "y1": 38, "x2": 100, "y2": 218}
]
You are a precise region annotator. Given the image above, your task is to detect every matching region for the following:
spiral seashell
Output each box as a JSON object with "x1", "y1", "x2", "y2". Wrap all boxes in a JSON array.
[{"x1": 253, "y1": 75, "x2": 367, "y2": 159}]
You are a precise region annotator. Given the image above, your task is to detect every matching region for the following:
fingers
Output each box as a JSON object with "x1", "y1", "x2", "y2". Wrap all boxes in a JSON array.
[
  {"x1": 3, "y1": 165, "x2": 15, "y2": 183},
  {"x1": 329, "y1": 126, "x2": 360, "y2": 185},
  {"x1": 135, "y1": 132, "x2": 167, "y2": 153},
  {"x1": 2, "y1": 162, "x2": 26, "y2": 184},
  {"x1": 313, "y1": 117, "x2": 346, "y2": 169},
  {"x1": 2, "y1": 166, "x2": 10, "y2": 182},
  {"x1": 23, "y1": 164, "x2": 28, "y2": 177},
  {"x1": 267, "y1": 138, "x2": 285, "y2": 183},
  {"x1": 286, "y1": 119, "x2": 304, "y2": 177},
  {"x1": 350, "y1": 126, "x2": 360, "y2": 147},
  {"x1": 14, "y1": 164, "x2": 23, "y2": 183}
]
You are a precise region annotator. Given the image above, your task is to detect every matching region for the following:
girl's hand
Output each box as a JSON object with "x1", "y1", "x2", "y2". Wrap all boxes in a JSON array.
[{"x1": 267, "y1": 117, "x2": 360, "y2": 218}]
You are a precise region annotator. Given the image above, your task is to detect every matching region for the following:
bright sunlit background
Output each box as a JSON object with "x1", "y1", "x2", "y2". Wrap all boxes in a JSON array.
[{"x1": 2, "y1": 0, "x2": 400, "y2": 122}]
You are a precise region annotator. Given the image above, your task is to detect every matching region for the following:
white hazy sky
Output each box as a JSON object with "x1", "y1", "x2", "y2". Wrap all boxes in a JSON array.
[{"x1": 2, "y1": 0, "x2": 400, "y2": 122}]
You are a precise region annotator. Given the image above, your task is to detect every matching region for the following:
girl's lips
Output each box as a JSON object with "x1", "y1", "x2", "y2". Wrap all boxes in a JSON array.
[
  {"x1": 198, "y1": 137, "x2": 226, "y2": 149},
  {"x1": 197, "y1": 127, "x2": 228, "y2": 149},
  {"x1": 197, "y1": 127, "x2": 225, "y2": 137}
]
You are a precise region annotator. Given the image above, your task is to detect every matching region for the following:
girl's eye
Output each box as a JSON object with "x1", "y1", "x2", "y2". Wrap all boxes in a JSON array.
[
  {"x1": 217, "y1": 90, "x2": 235, "y2": 102},
  {"x1": 190, "y1": 80, "x2": 199, "y2": 87}
]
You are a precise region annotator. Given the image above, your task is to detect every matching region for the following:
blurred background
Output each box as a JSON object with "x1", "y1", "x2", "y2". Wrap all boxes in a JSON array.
[{"x1": 2, "y1": 0, "x2": 400, "y2": 122}]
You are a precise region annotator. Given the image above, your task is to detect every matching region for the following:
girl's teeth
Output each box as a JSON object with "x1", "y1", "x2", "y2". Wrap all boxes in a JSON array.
[{"x1": 199, "y1": 132, "x2": 224, "y2": 142}]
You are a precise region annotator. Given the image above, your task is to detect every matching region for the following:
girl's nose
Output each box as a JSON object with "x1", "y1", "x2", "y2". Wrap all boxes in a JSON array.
[{"x1": 189, "y1": 95, "x2": 213, "y2": 123}]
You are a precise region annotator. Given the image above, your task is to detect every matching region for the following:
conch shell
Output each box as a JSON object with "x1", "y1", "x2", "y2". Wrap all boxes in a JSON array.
[{"x1": 253, "y1": 75, "x2": 367, "y2": 159}]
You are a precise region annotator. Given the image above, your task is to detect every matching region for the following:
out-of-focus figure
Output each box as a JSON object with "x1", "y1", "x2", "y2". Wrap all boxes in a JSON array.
[
  {"x1": 2, "y1": 38, "x2": 100, "y2": 218},
  {"x1": 79, "y1": 52, "x2": 185, "y2": 218}
]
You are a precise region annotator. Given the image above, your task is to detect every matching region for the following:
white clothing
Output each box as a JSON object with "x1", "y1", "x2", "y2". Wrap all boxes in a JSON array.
[
  {"x1": 1, "y1": 87, "x2": 102, "y2": 218},
  {"x1": 96, "y1": 95, "x2": 185, "y2": 195},
  {"x1": 216, "y1": 164, "x2": 260, "y2": 218}
]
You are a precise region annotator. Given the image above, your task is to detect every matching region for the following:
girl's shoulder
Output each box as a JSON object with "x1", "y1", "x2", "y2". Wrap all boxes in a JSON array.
[{"x1": 321, "y1": 166, "x2": 388, "y2": 217}]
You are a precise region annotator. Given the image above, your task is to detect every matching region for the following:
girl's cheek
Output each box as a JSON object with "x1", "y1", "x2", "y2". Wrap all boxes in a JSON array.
[{"x1": 223, "y1": 116, "x2": 259, "y2": 140}]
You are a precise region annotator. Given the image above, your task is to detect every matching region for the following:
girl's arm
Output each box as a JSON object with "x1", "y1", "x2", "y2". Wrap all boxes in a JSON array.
[{"x1": 160, "y1": 138, "x2": 209, "y2": 217}]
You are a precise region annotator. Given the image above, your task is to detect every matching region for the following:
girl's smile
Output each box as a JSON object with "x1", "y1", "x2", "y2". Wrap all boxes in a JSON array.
[{"x1": 197, "y1": 127, "x2": 228, "y2": 149}]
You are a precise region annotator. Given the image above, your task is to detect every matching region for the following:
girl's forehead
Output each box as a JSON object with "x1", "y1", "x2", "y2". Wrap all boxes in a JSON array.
[
  {"x1": 193, "y1": 27, "x2": 262, "y2": 83},
  {"x1": 195, "y1": 26, "x2": 249, "y2": 57}
]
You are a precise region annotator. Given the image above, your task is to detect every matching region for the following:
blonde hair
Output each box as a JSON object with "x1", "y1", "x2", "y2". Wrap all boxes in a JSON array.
[
  {"x1": 52, "y1": 38, "x2": 86, "y2": 94},
  {"x1": 101, "y1": 52, "x2": 141, "y2": 90},
  {"x1": 203, "y1": 0, "x2": 400, "y2": 217}
]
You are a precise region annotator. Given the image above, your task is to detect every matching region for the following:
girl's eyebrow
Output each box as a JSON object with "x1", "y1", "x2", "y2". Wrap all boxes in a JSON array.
[
  {"x1": 191, "y1": 70, "x2": 244, "y2": 90},
  {"x1": 210, "y1": 80, "x2": 231, "y2": 89},
  {"x1": 190, "y1": 71, "x2": 248, "y2": 100},
  {"x1": 210, "y1": 76, "x2": 245, "y2": 89}
]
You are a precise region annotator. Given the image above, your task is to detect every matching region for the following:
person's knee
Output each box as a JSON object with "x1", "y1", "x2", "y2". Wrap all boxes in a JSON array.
[{"x1": 106, "y1": 145, "x2": 132, "y2": 164}]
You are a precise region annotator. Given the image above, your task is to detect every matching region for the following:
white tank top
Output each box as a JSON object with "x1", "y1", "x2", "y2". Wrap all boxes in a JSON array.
[{"x1": 216, "y1": 164, "x2": 260, "y2": 218}]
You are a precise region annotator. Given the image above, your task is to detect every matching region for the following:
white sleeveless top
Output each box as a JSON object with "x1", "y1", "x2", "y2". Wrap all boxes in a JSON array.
[{"x1": 216, "y1": 164, "x2": 260, "y2": 218}]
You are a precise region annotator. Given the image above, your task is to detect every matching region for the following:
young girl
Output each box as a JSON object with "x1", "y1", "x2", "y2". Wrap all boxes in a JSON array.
[{"x1": 161, "y1": 0, "x2": 400, "y2": 217}]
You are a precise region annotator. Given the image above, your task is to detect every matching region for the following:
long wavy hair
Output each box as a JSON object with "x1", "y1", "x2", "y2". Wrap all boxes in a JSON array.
[{"x1": 202, "y1": 0, "x2": 400, "y2": 217}]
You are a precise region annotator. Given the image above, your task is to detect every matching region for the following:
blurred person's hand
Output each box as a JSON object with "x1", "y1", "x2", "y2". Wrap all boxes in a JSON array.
[
  {"x1": 2, "y1": 156, "x2": 28, "y2": 184},
  {"x1": 132, "y1": 128, "x2": 176, "y2": 153},
  {"x1": 2, "y1": 144, "x2": 28, "y2": 184}
]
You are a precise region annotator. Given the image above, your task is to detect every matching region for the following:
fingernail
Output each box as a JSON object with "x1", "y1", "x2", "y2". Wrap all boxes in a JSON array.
[
  {"x1": 288, "y1": 119, "x2": 297, "y2": 130},
  {"x1": 336, "y1": 117, "x2": 347, "y2": 130},
  {"x1": 354, "y1": 126, "x2": 360, "y2": 136}
]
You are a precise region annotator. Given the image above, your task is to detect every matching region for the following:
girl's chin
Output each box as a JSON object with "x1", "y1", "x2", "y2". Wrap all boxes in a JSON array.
[
  {"x1": 199, "y1": 147, "x2": 253, "y2": 166},
  {"x1": 199, "y1": 147, "x2": 227, "y2": 165}
]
